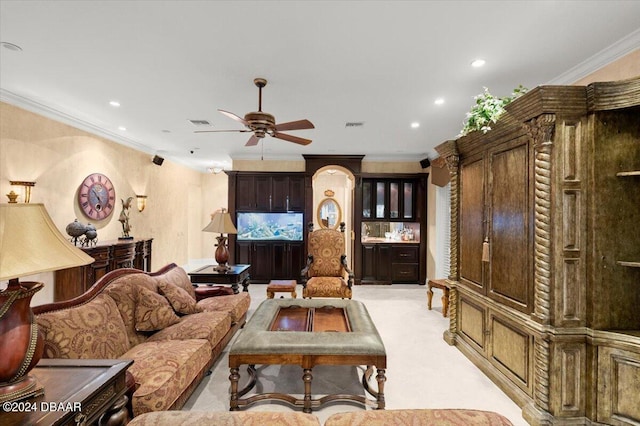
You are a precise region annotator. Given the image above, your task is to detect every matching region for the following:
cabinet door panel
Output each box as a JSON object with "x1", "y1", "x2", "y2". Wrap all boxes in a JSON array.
[
  {"x1": 362, "y1": 244, "x2": 376, "y2": 280},
  {"x1": 489, "y1": 143, "x2": 530, "y2": 309},
  {"x1": 288, "y1": 176, "x2": 305, "y2": 211},
  {"x1": 389, "y1": 182, "x2": 399, "y2": 218},
  {"x1": 236, "y1": 176, "x2": 255, "y2": 210},
  {"x1": 403, "y1": 181, "x2": 414, "y2": 219},
  {"x1": 377, "y1": 245, "x2": 392, "y2": 281},
  {"x1": 459, "y1": 296, "x2": 486, "y2": 350},
  {"x1": 272, "y1": 242, "x2": 287, "y2": 278},
  {"x1": 251, "y1": 242, "x2": 272, "y2": 281},
  {"x1": 288, "y1": 243, "x2": 305, "y2": 281},
  {"x1": 255, "y1": 176, "x2": 271, "y2": 211},
  {"x1": 460, "y1": 159, "x2": 485, "y2": 289},
  {"x1": 271, "y1": 176, "x2": 288, "y2": 211},
  {"x1": 362, "y1": 181, "x2": 372, "y2": 218},
  {"x1": 236, "y1": 241, "x2": 252, "y2": 265},
  {"x1": 375, "y1": 181, "x2": 386, "y2": 218}
]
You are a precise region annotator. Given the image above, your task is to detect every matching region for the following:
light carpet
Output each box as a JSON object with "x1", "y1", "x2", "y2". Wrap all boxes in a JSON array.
[{"x1": 182, "y1": 283, "x2": 528, "y2": 425}]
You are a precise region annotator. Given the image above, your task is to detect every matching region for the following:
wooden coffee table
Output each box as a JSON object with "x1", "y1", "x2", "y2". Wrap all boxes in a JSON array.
[
  {"x1": 229, "y1": 298, "x2": 387, "y2": 413},
  {"x1": 188, "y1": 264, "x2": 251, "y2": 294}
]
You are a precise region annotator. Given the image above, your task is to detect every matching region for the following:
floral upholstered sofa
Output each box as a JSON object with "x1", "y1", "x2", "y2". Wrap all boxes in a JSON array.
[
  {"x1": 127, "y1": 408, "x2": 514, "y2": 425},
  {"x1": 33, "y1": 263, "x2": 250, "y2": 417}
]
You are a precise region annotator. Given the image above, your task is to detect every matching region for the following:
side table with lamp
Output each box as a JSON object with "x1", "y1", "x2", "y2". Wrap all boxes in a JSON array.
[
  {"x1": 1, "y1": 204, "x2": 133, "y2": 426},
  {"x1": 190, "y1": 208, "x2": 251, "y2": 296},
  {"x1": 0, "y1": 203, "x2": 94, "y2": 402}
]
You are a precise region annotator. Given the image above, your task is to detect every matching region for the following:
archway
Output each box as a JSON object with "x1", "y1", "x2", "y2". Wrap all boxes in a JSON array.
[{"x1": 311, "y1": 165, "x2": 355, "y2": 270}]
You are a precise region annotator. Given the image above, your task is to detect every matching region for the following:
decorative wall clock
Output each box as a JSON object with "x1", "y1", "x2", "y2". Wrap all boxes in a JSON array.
[{"x1": 78, "y1": 173, "x2": 115, "y2": 220}]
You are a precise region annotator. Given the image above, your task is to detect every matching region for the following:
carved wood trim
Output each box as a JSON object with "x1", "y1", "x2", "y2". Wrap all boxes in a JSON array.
[
  {"x1": 525, "y1": 114, "x2": 556, "y2": 325},
  {"x1": 445, "y1": 154, "x2": 460, "y2": 282},
  {"x1": 448, "y1": 285, "x2": 458, "y2": 335},
  {"x1": 534, "y1": 337, "x2": 550, "y2": 411}
]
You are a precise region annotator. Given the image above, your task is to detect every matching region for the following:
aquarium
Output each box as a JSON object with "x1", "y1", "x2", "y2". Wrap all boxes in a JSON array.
[{"x1": 236, "y1": 212, "x2": 304, "y2": 241}]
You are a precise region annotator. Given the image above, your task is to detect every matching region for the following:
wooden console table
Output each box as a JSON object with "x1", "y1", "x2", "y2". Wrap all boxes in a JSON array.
[
  {"x1": 188, "y1": 264, "x2": 251, "y2": 294},
  {"x1": 54, "y1": 238, "x2": 153, "y2": 301},
  {"x1": 0, "y1": 359, "x2": 132, "y2": 426}
]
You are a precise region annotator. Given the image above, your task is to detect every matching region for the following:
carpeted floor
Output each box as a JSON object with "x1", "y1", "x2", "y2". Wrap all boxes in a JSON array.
[{"x1": 182, "y1": 283, "x2": 528, "y2": 425}]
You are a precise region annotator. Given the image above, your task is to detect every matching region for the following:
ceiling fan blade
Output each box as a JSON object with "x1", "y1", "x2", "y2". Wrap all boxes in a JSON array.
[
  {"x1": 194, "y1": 129, "x2": 252, "y2": 133},
  {"x1": 245, "y1": 134, "x2": 260, "y2": 146},
  {"x1": 218, "y1": 109, "x2": 248, "y2": 126},
  {"x1": 272, "y1": 132, "x2": 312, "y2": 146},
  {"x1": 274, "y1": 119, "x2": 315, "y2": 132}
]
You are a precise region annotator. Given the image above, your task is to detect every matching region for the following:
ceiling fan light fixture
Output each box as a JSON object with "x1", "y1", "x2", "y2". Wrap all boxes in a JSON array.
[{"x1": 197, "y1": 78, "x2": 314, "y2": 147}]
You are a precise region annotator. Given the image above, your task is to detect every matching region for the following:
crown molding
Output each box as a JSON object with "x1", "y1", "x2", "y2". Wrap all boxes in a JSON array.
[
  {"x1": 547, "y1": 28, "x2": 640, "y2": 85},
  {"x1": 0, "y1": 88, "x2": 153, "y2": 154}
]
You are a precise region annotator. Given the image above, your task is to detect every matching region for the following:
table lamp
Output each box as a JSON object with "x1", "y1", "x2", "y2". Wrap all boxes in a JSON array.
[
  {"x1": 202, "y1": 208, "x2": 237, "y2": 272},
  {"x1": 0, "y1": 204, "x2": 94, "y2": 402}
]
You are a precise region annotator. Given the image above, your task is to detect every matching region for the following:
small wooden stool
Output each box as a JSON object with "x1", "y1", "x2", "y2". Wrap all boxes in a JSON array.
[
  {"x1": 427, "y1": 279, "x2": 450, "y2": 317},
  {"x1": 266, "y1": 280, "x2": 297, "y2": 299}
]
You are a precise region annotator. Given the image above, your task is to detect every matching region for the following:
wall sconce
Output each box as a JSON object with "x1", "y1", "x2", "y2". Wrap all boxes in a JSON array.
[
  {"x1": 207, "y1": 167, "x2": 223, "y2": 174},
  {"x1": 136, "y1": 195, "x2": 147, "y2": 212},
  {"x1": 9, "y1": 181, "x2": 36, "y2": 203}
]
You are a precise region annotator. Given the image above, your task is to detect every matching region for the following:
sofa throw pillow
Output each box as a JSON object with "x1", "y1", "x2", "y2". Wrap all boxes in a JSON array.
[
  {"x1": 135, "y1": 287, "x2": 180, "y2": 332},
  {"x1": 158, "y1": 280, "x2": 202, "y2": 315},
  {"x1": 36, "y1": 294, "x2": 130, "y2": 359}
]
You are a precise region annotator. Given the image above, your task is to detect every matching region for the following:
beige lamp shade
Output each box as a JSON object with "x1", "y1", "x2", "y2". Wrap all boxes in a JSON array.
[
  {"x1": 0, "y1": 203, "x2": 94, "y2": 281},
  {"x1": 202, "y1": 209, "x2": 237, "y2": 234}
]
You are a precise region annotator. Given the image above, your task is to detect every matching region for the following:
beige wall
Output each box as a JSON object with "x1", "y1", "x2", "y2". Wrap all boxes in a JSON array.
[
  {"x1": 0, "y1": 102, "x2": 221, "y2": 304},
  {"x1": 573, "y1": 49, "x2": 640, "y2": 86}
]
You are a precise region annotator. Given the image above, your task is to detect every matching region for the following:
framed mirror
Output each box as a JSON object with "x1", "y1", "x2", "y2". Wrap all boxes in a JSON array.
[{"x1": 317, "y1": 198, "x2": 342, "y2": 229}]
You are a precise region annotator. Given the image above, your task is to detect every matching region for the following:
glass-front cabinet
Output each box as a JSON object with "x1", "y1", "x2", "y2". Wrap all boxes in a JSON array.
[{"x1": 362, "y1": 178, "x2": 415, "y2": 221}]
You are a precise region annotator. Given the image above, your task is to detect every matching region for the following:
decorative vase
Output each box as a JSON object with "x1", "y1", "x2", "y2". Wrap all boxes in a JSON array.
[{"x1": 0, "y1": 280, "x2": 45, "y2": 402}]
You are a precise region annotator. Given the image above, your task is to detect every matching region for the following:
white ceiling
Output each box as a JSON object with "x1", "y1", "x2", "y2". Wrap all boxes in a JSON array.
[{"x1": 1, "y1": 1, "x2": 639, "y2": 172}]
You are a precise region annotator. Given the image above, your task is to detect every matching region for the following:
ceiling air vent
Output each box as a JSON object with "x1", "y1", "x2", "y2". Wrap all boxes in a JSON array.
[
  {"x1": 345, "y1": 122, "x2": 364, "y2": 128},
  {"x1": 189, "y1": 119, "x2": 211, "y2": 126}
]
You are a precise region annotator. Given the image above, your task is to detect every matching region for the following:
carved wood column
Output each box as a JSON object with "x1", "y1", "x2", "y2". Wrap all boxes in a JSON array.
[
  {"x1": 436, "y1": 140, "x2": 460, "y2": 344},
  {"x1": 525, "y1": 114, "x2": 556, "y2": 414},
  {"x1": 526, "y1": 114, "x2": 556, "y2": 326}
]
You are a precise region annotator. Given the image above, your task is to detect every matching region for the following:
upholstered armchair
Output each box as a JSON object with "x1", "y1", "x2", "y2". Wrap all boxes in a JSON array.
[{"x1": 301, "y1": 222, "x2": 353, "y2": 299}]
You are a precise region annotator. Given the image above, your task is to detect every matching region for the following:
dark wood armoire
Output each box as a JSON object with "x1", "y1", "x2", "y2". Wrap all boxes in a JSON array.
[{"x1": 436, "y1": 78, "x2": 639, "y2": 425}]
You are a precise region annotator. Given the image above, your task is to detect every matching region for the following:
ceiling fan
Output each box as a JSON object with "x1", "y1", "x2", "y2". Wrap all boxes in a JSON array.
[{"x1": 196, "y1": 78, "x2": 314, "y2": 146}]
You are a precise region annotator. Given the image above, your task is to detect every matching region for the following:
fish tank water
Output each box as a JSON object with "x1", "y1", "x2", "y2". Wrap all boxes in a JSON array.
[{"x1": 236, "y1": 212, "x2": 304, "y2": 241}]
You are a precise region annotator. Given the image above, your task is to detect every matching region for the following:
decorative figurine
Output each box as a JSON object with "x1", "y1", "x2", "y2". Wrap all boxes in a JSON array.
[
  {"x1": 65, "y1": 219, "x2": 98, "y2": 246},
  {"x1": 118, "y1": 196, "x2": 134, "y2": 239}
]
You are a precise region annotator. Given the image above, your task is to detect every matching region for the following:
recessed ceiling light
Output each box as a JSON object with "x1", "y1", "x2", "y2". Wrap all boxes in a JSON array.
[
  {"x1": 434, "y1": 98, "x2": 445, "y2": 105},
  {"x1": 471, "y1": 59, "x2": 486, "y2": 68},
  {"x1": 410, "y1": 122, "x2": 420, "y2": 129},
  {"x1": 161, "y1": 129, "x2": 171, "y2": 133},
  {"x1": 1, "y1": 42, "x2": 22, "y2": 52},
  {"x1": 118, "y1": 126, "x2": 126, "y2": 131},
  {"x1": 109, "y1": 101, "x2": 120, "y2": 107}
]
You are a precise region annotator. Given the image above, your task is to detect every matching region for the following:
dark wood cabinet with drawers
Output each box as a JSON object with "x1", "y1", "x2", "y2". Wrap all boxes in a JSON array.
[
  {"x1": 361, "y1": 243, "x2": 419, "y2": 284},
  {"x1": 54, "y1": 238, "x2": 152, "y2": 301},
  {"x1": 391, "y1": 244, "x2": 419, "y2": 282}
]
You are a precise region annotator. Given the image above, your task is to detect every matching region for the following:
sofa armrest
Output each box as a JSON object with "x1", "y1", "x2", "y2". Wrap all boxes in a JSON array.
[{"x1": 194, "y1": 285, "x2": 234, "y2": 301}]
